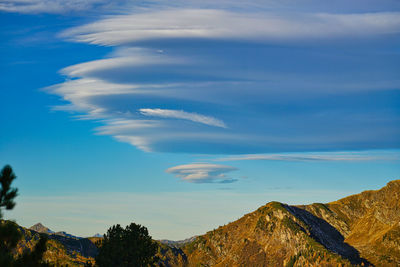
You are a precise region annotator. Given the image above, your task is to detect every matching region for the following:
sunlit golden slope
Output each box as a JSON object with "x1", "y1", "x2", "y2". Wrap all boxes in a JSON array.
[{"x1": 164, "y1": 180, "x2": 400, "y2": 267}]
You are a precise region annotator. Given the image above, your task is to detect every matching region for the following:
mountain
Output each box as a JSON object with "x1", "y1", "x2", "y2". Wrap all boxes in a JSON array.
[
  {"x1": 54, "y1": 231, "x2": 82, "y2": 239},
  {"x1": 29, "y1": 222, "x2": 54, "y2": 234},
  {"x1": 29, "y1": 223, "x2": 83, "y2": 239},
  {"x1": 163, "y1": 179, "x2": 400, "y2": 266},
  {"x1": 160, "y1": 236, "x2": 198, "y2": 248},
  {"x1": 14, "y1": 223, "x2": 97, "y2": 266},
  {"x1": 13, "y1": 180, "x2": 400, "y2": 266},
  {"x1": 92, "y1": 233, "x2": 103, "y2": 238}
]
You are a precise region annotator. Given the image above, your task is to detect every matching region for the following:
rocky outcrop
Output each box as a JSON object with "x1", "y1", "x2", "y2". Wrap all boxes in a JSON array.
[{"x1": 29, "y1": 222, "x2": 54, "y2": 234}]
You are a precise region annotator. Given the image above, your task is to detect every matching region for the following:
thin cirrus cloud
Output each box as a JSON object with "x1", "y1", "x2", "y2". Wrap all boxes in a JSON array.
[
  {"x1": 165, "y1": 163, "x2": 238, "y2": 183},
  {"x1": 43, "y1": 5, "x2": 400, "y2": 154},
  {"x1": 0, "y1": 0, "x2": 130, "y2": 14},
  {"x1": 140, "y1": 108, "x2": 227, "y2": 128},
  {"x1": 215, "y1": 151, "x2": 400, "y2": 162},
  {"x1": 61, "y1": 9, "x2": 400, "y2": 45},
  {"x1": 2, "y1": 0, "x2": 400, "y2": 14}
]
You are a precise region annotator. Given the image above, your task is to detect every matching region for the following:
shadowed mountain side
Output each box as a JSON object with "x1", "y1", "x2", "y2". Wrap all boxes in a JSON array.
[
  {"x1": 46, "y1": 234, "x2": 97, "y2": 258},
  {"x1": 306, "y1": 180, "x2": 400, "y2": 266},
  {"x1": 284, "y1": 205, "x2": 370, "y2": 265},
  {"x1": 176, "y1": 201, "x2": 364, "y2": 266},
  {"x1": 161, "y1": 180, "x2": 400, "y2": 266}
]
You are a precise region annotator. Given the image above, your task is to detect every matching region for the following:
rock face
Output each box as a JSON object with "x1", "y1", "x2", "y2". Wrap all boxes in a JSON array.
[
  {"x1": 29, "y1": 222, "x2": 54, "y2": 234},
  {"x1": 163, "y1": 180, "x2": 400, "y2": 267}
]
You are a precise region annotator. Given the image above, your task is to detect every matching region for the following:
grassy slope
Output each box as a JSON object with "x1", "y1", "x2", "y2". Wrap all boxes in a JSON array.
[{"x1": 175, "y1": 180, "x2": 400, "y2": 267}]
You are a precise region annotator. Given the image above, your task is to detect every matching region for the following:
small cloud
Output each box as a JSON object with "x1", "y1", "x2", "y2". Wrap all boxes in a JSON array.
[
  {"x1": 166, "y1": 163, "x2": 238, "y2": 183},
  {"x1": 140, "y1": 108, "x2": 227, "y2": 128}
]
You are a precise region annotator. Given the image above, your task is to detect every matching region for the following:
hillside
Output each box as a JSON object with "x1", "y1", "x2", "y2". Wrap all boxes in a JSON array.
[
  {"x1": 11, "y1": 180, "x2": 400, "y2": 266},
  {"x1": 14, "y1": 224, "x2": 97, "y2": 266},
  {"x1": 170, "y1": 180, "x2": 400, "y2": 266}
]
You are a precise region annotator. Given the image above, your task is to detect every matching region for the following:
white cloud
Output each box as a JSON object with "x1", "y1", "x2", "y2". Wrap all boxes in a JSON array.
[
  {"x1": 215, "y1": 151, "x2": 400, "y2": 162},
  {"x1": 2, "y1": 0, "x2": 399, "y2": 14},
  {"x1": 61, "y1": 47, "x2": 186, "y2": 78},
  {"x1": 40, "y1": 4, "x2": 400, "y2": 154},
  {"x1": 166, "y1": 163, "x2": 238, "y2": 183},
  {"x1": 0, "y1": 0, "x2": 127, "y2": 14},
  {"x1": 140, "y1": 108, "x2": 227, "y2": 128},
  {"x1": 62, "y1": 9, "x2": 400, "y2": 46}
]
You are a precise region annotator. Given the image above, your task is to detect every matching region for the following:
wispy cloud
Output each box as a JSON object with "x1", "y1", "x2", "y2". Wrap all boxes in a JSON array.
[
  {"x1": 61, "y1": 47, "x2": 186, "y2": 78},
  {"x1": 2, "y1": 0, "x2": 400, "y2": 14},
  {"x1": 140, "y1": 108, "x2": 227, "y2": 128},
  {"x1": 216, "y1": 151, "x2": 400, "y2": 162},
  {"x1": 62, "y1": 9, "x2": 400, "y2": 46},
  {"x1": 0, "y1": 0, "x2": 128, "y2": 14},
  {"x1": 166, "y1": 163, "x2": 238, "y2": 183}
]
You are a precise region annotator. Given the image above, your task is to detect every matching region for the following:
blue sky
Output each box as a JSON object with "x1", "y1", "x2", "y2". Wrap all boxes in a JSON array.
[{"x1": 1, "y1": 0, "x2": 400, "y2": 239}]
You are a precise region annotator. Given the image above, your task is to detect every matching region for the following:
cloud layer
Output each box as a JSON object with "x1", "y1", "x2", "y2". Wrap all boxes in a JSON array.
[
  {"x1": 4, "y1": 0, "x2": 400, "y2": 14},
  {"x1": 62, "y1": 9, "x2": 400, "y2": 45},
  {"x1": 166, "y1": 163, "x2": 238, "y2": 183},
  {"x1": 43, "y1": 6, "x2": 400, "y2": 154},
  {"x1": 216, "y1": 151, "x2": 400, "y2": 162}
]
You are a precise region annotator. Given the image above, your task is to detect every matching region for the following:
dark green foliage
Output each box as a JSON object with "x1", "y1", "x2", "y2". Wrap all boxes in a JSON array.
[
  {"x1": 282, "y1": 217, "x2": 302, "y2": 233},
  {"x1": 286, "y1": 254, "x2": 298, "y2": 267},
  {"x1": 0, "y1": 165, "x2": 18, "y2": 218},
  {"x1": 0, "y1": 165, "x2": 48, "y2": 267},
  {"x1": 95, "y1": 223, "x2": 159, "y2": 267},
  {"x1": 0, "y1": 220, "x2": 22, "y2": 266},
  {"x1": 269, "y1": 201, "x2": 286, "y2": 212}
]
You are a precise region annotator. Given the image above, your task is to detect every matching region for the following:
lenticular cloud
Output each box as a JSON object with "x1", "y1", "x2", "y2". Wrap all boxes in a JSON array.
[
  {"x1": 47, "y1": 8, "x2": 400, "y2": 154},
  {"x1": 166, "y1": 163, "x2": 238, "y2": 183}
]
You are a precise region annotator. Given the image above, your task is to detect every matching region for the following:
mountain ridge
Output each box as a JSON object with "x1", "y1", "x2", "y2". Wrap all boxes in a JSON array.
[
  {"x1": 13, "y1": 179, "x2": 400, "y2": 266},
  {"x1": 171, "y1": 179, "x2": 400, "y2": 266}
]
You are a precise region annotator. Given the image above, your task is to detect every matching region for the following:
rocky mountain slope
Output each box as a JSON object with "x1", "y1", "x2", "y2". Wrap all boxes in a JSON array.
[
  {"x1": 14, "y1": 224, "x2": 97, "y2": 266},
  {"x1": 11, "y1": 179, "x2": 400, "y2": 266},
  {"x1": 167, "y1": 179, "x2": 400, "y2": 266},
  {"x1": 29, "y1": 222, "x2": 54, "y2": 234}
]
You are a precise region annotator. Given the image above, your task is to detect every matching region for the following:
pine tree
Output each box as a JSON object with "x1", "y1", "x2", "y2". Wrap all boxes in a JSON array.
[
  {"x1": 96, "y1": 223, "x2": 159, "y2": 267},
  {"x1": 0, "y1": 165, "x2": 48, "y2": 266}
]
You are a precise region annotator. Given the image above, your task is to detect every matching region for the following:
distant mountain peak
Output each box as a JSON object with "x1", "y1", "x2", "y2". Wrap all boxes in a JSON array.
[
  {"x1": 29, "y1": 223, "x2": 54, "y2": 234},
  {"x1": 93, "y1": 233, "x2": 103, "y2": 238}
]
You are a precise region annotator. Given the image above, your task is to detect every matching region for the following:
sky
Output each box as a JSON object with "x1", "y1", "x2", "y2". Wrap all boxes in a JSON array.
[{"x1": 1, "y1": 0, "x2": 400, "y2": 240}]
